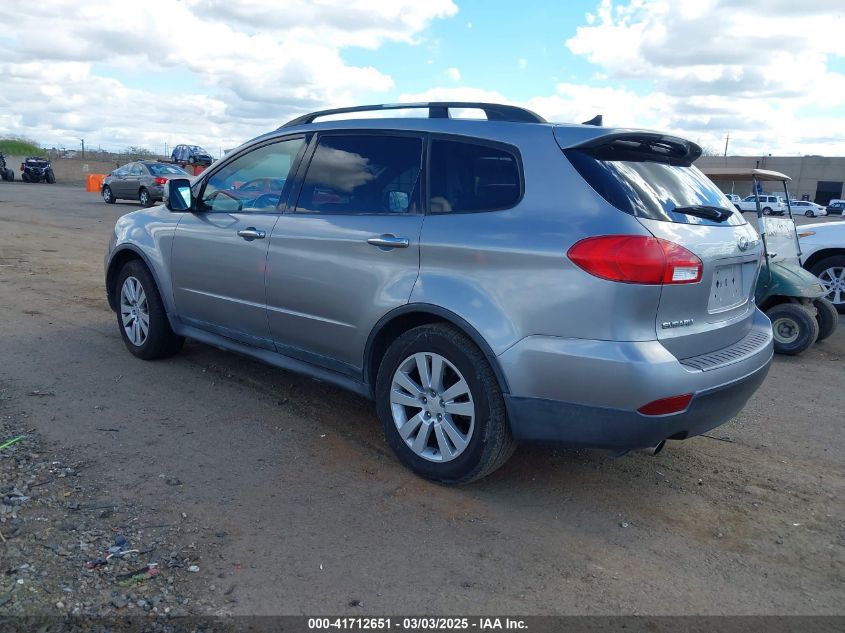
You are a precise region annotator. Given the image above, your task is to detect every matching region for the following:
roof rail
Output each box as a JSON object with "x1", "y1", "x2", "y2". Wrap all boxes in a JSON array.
[{"x1": 280, "y1": 102, "x2": 547, "y2": 128}]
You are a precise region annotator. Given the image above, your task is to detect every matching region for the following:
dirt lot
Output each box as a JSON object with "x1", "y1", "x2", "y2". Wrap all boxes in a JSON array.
[{"x1": 0, "y1": 183, "x2": 843, "y2": 618}]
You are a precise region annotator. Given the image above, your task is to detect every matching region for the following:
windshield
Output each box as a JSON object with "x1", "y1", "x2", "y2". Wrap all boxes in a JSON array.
[
  {"x1": 148, "y1": 163, "x2": 188, "y2": 176},
  {"x1": 762, "y1": 217, "x2": 801, "y2": 260},
  {"x1": 190, "y1": 146, "x2": 207, "y2": 153},
  {"x1": 566, "y1": 150, "x2": 745, "y2": 226}
]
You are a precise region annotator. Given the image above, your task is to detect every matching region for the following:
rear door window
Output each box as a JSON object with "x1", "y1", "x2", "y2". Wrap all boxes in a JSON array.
[
  {"x1": 429, "y1": 139, "x2": 521, "y2": 213},
  {"x1": 295, "y1": 134, "x2": 423, "y2": 215},
  {"x1": 565, "y1": 150, "x2": 744, "y2": 226}
]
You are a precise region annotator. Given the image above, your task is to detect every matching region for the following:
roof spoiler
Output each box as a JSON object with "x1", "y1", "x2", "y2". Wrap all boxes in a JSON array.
[
  {"x1": 568, "y1": 132, "x2": 702, "y2": 167},
  {"x1": 581, "y1": 114, "x2": 603, "y2": 126}
]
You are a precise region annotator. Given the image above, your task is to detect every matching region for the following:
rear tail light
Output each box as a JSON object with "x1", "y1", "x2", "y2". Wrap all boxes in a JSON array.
[
  {"x1": 567, "y1": 235, "x2": 703, "y2": 285},
  {"x1": 20, "y1": 163, "x2": 24, "y2": 171},
  {"x1": 638, "y1": 393, "x2": 693, "y2": 416},
  {"x1": 153, "y1": 177, "x2": 167, "y2": 185}
]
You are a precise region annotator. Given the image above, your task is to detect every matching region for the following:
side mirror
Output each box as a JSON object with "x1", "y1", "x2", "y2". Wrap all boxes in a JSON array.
[{"x1": 166, "y1": 178, "x2": 193, "y2": 212}]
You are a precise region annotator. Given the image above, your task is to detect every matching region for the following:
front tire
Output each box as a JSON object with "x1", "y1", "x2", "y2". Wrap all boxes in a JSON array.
[
  {"x1": 809, "y1": 255, "x2": 845, "y2": 313},
  {"x1": 767, "y1": 303, "x2": 819, "y2": 355},
  {"x1": 139, "y1": 187, "x2": 153, "y2": 207},
  {"x1": 375, "y1": 324, "x2": 516, "y2": 484},
  {"x1": 46, "y1": 170, "x2": 55, "y2": 184},
  {"x1": 114, "y1": 260, "x2": 184, "y2": 360},
  {"x1": 814, "y1": 298, "x2": 839, "y2": 342},
  {"x1": 805, "y1": 210, "x2": 814, "y2": 217}
]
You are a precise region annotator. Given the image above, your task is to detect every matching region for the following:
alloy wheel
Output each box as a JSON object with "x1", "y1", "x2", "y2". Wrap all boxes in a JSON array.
[
  {"x1": 120, "y1": 276, "x2": 149, "y2": 346},
  {"x1": 389, "y1": 352, "x2": 475, "y2": 462},
  {"x1": 818, "y1": 266, "x2": 845, "y2": 306}
]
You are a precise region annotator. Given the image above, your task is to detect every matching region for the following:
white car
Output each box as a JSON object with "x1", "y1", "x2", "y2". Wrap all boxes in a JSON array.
[
  {"x1": 788, "y1": 200, "x2": 827, "y2": 217},
  {"x1": 799, "y1": 221, "x2": 845, "y2": 312},
  {"x1": 736, "y1": 194, "x2": 787, "y2": 215}
]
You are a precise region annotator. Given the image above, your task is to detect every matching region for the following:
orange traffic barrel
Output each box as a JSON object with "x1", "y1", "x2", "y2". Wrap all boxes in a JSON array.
[{"x1": 86, "y1": 173, "x2": 106, "y2": 192}]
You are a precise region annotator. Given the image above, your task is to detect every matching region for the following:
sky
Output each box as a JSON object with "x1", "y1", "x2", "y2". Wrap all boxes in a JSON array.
[{"x1": 1, "y1": 0, "x2": 844, "y2": 157}]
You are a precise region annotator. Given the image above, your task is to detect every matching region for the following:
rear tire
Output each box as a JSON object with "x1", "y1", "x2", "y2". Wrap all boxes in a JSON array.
[
  {"x1": 114, "y1": 260, "x2": 184, "y2": 360},
  {"x1": 766, "y1": 303, "x2": 819, "y2": 355},
  {"x1": 375, "y1": 324, "x2": 516, "y2": 484},
  {"x1": 46, "y1": 170, "x2": 55, "y2": 184},
  {"x1": 814, "y1": 298, "x2": 839, "y2": 342},
  {"x1": 809, "y1": 255, "x2": 845, "y2": 313},
  {"x1": 139, "y1": 187, "x2": 153, "y2": 207},
  {"x1": 762, "y1": 207, "x2": 772, "y2": 215}
]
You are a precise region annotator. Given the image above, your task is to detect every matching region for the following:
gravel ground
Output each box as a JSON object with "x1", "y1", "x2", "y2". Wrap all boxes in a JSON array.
[
  {"x1": 0, "y1": 183, "x2": 843, "y2": 624},
  {"x1": 0, "y1": 384, "x2": 232, "y2": 622}
]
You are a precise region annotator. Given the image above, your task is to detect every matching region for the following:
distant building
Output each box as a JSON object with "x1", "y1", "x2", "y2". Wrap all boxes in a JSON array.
[{"x1": 696, "y1": 155, "x2": 845, "y2": 205}]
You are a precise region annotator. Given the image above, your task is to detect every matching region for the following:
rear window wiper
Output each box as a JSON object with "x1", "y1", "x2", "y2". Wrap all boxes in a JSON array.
[{"x1": 671, "y1": 205, "x2": 733, "y2": 222}]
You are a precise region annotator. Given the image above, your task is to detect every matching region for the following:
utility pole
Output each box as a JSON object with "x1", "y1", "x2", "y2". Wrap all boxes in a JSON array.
[
  {"x1": 80, "y1": 138, "x2": 85, "y2": 158},
  {"x1": 723, "y1": 132, "x2": 730, "y2": 157}
]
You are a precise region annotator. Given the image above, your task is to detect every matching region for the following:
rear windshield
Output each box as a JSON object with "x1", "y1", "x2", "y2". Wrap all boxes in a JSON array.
[
  {"x1": 148, "y1": 163, "x2": 188, "y2": 176},
  {"x1": 566, "y1": 150, "x2": 744, "y2": 226}
]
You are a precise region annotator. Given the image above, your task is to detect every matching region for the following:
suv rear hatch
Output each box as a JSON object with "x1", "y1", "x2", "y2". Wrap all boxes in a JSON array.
[{"x1": 557, "y1": 129, "x2": 762, "y2": 360}]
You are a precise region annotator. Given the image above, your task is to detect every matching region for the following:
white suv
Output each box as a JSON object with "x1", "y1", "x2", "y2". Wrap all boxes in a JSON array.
[{"x1": 736, "y1": 194, "x2": 787, "y2": 215}]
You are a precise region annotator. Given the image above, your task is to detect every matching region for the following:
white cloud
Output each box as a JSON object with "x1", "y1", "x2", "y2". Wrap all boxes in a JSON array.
[
  {"x1": 0, "y1": 0, "x2": 457, "y2": 150},
  {"x1": 518, "y1": 58, "x2": 527, "y2": 70},
  {"x1": 447, "y1": 67, "x2": 461, "y2": 82},
  {"x1": 564, "y1": 0, "x2": 845, "y2": 154}
]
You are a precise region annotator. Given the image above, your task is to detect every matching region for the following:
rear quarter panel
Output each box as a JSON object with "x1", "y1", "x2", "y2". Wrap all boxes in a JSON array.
[{"x1": 411, "y1": 125, "x2": 662, "y2": 355}]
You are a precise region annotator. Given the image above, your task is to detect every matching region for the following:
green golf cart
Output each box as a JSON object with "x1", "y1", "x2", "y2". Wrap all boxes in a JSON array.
[{"x1": 702, "y1": 167, "x2": 838, "y2": 355}]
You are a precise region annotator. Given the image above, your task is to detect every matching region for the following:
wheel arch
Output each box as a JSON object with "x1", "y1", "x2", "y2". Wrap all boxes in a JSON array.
[
  {"x1": 803, "y1": 248, "x2": 845, "y2": 273},
  {"x1": 363, "y1": 304, "x2": 511, "y2": 398},
  {"x1": 105, "y1": 246, "x2": 173, "y2": 325}
]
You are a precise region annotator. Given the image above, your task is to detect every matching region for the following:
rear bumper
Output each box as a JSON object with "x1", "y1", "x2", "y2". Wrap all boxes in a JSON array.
[
  {"x1": 505, "y1": 360, "x2": 769, "y2": 449},
  {"x1": 499, "y1": 308, "x2": 773, "y2": 449}
]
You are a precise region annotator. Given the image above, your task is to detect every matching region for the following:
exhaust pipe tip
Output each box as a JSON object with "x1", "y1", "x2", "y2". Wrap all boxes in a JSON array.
[{"x1": 637, "y1": 440, "x2": 666, "y2": 456}]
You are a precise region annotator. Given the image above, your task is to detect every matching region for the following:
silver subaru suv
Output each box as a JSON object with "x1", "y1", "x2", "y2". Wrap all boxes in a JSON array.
[{"x1": 105, "y1": 102, "x2": 773, "y2": 483}]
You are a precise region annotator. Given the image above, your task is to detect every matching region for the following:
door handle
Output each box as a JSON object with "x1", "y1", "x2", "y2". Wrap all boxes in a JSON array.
[
  {"x1": 367, "y1": 235, "x2": 409, "y2": 249},
  {"x1": 237, "y1": 228, "x2": 266, "y2": 240}
]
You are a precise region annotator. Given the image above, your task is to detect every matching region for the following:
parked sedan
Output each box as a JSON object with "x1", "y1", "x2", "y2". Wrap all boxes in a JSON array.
[
  {"x1": 799, "y1": 221, "x2": 845, "y2": 312},
  {"x1": 788, "y1": 200, "x2": 827, "y2": 217},
  {"x1": 102, "y1": 161, "x2": 189, "y2": 207}
]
